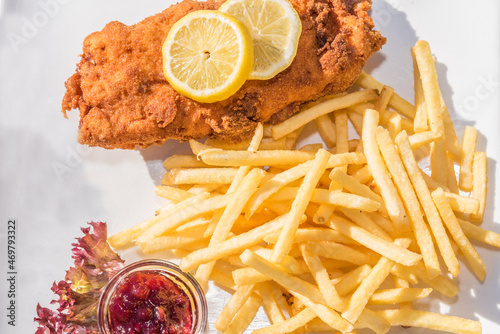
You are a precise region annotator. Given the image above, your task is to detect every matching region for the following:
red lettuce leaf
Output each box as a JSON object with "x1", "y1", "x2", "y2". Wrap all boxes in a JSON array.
[{"x1": 35, "y1": 222, "x2": 125, "y2": 334}]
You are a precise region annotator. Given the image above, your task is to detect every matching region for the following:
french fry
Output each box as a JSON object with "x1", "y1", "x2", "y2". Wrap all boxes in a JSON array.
[
  {"x1": 376, "y1": 126, "x2": 441, "y2": 278},
  {"x1": 196, "y1": 168, "x2": 266, "y2": 288},
  {"x1": 329, "y1": 168, "x2": 386, "y2": 215},
  {"x1": 351, "y1": 164, "x2": 373, "y2": 184},
  {"x1": 334, "y1": 109, "x2": 349, "y2": 154},
  {"x1": 446, "y1": 152, "x2": 460, "y2": 195},
  {"x1": 285, "y1": 125, "x2": 305, "y2": 150},
  {"x1": 305, "y1": 311, "x2": 389, "y2": 334},
  {"x1": 412, "y1": 46, "x2": 429, "y2": 133},
  {"x1": 400, "y1": 117, "x2": 416, "y2": 135},
  {"x1": 367, "y1": 288, "x2": 432, "y2": 305},
  {"x1": 356, "y1": 309, "x2": 391, "y2": 334},
  {"x1": 180, "y1": 213, "x2": 291, "y2": 271},
  {"x1": 271, "y1": 89, "x2": 378, "y2": 139},
  {"x1": 390, "y1": 264, "x2": 418, "y2": 285},
  {"x1": 291, "y1": 292, "x2": 353, "y2": 333},
  {"x1": 139, "y1": 222, "x2": 209, "y2": 254},
  {"x1": 210, "y1": 268, "x2": 238, "y2": 292},
  {"x1": 305, "y1": 241, "x2": 377, "y2": 266},
  {"x1": 458, "y1": 218, "x2": 500, "y2": 248},
  {"x1": 250, "y1": 247, "x2": 305, "y2": 274},
  {"x1": 137, "y1": 193, "x2": 229, "y2": 244},
  {"x1": 376, "y1": 309, "x2": 482, "y2": 334},
  {"x1": 312, "y1": 165, "x2": 343, "y2": 225},
  {"x1": 154, "y1": 185, "x2": 193, "y2": 202},
  {"x1": 188, "y1": 139, "x2": 213, "y2": 155},
  {"x1": 368, "y1": 212, "x2": 396, "y2": 238},
  {"x1": 314, "y1": 114, "x2": 337, "y2": 148},
  {"x1": 412, "y1": 40, "x2": 445, "y2": 138},
  {"x1": 240, "y1": 249, "x2": 326, "y2": 304},
  {"x1": 215, "y1": 284, "x2": 256, "y2": 332},
  {"x1": 187, "y1": 183, "x2": 221, "y2": 194},
  {"x1": 224, "y1": 294, "x2": 262, "y2": 334},
  {"x1": 248, "y1": 123, "x2": 264, "y2": 151},
  {"x1": 440, "y1": 96, "x2": 461, "y2": 161},
  {"x1": 459, "y1": 126, "x2": 477, "y2": 191},
  {"x1": 109, "y1": 193, "x2": 209, "y2": 248},
  {"x1": 255, "y1": 282, "x2": 286, "y2": 325},
  {"x1": 407, "y1": 262, "x2": 458, "y2": 298},
  {"x1": 432, "y1": 187, "x2": 486, "y2": 281},
  {"x1": 204, "y1": 138, "x2": 250, "y2": 150},
  {"x1": 199, "y1": 149, "x2": 316, "y2": 167},
  {"x1": 301, "y1": 245, "x2": 345, "y2": 311},
  {"x1": 264, "y1": 227, "x2": 355, "y2": 246},
  {"x1": 326, "y1": 215, "x2": 421, "y2": 266},
  {"x1": 355, "y1": 71, "x2": 416, "y2": 119},
  {"x1": 413, "y1": 40, "x2": 448, "y2": 184},
  {"x1": 408, "y1": 130, "x2": 440, "y2": 150},
  {"x1": 363, "y1": 108, "x2": 411, "y2": 232},
  {"x1": 298, "y1": 143, "x2": 323, "y2": 152},
  {"x1": 373, "y1": 85, "x2": 394, "y2": 125},
  {"x1": 271, "y1": 149, "x2": 331, "y2": 263},
  {"x1": 395, "y1": 131, "x2": 459, "y2": 276},
  {"x1": 430, "y1": 139, "x2": 448, "y2": 185},
  {"x1": 444, "y1": 192, "x2": 480, "y2": 214},
  {"x1": 392, "y1": 276, "x2": 413, "y2": 310},
  {"x1": 347, "y1": 110, "x2": 364, "y2": 136},
  {"x1": 387, "y1": 113, "x2": 402, "y2": 140},
  {"x1": 334, "y1": 209, "x2": 392, "y2": 242},
  {"x1": 245, "y1": 159, "x2": 315, "y2": 217},
  {"x1": 203, "y1": 127, "x2": 263, "y2": 234},
  {"x1": 259, "y1": 137, "x2": 288, "y2": 150},
  {"x1": 163, "y1": 154, "x2": 210, "y2": 169},
  {"x1": 341, "y1": 238, "x2": 411, "y2": 324},
  {"x1": 232, "y1": 267, "x2": 270, "y2": 286},
  {"x1": 420, "y1": 168, "x2": 449, "y2": 192},
  {"x1": 162, "y1": 168, "x2": 240, "y2": 185},
  {"x1": 252, "y1": 307, "x2": 316, "y2": 334},
  {"x1": 469, "y1": 151, "x2": 487, "y2": 223},
  {"x1": 348, "y1": 101, "x2": 374, "y2": 116},
  {"x1": 268, "y1": 187, "x2": 380, "y2": 212},
  {"x1": 334, "y1": 264, "x2": 372, "y2": 297}
]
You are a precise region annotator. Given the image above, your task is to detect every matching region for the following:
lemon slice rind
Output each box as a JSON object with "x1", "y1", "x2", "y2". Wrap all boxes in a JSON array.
[
  {"x1": 219, "y1": 0, "x2": 302, "y2": 80},
  {"x1": 162, "y1": 10, "x2": 254, "y2": 103}
]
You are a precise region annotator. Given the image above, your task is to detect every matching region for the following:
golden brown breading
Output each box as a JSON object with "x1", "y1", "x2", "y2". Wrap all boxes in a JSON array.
[{"x1": 62, "y1": 0, "x2": 385, "y2": 149}]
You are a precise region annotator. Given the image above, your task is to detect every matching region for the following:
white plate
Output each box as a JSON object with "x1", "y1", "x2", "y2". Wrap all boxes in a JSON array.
[{"x1": 0, "y1": 0, "x2": 499, "y2": 333}]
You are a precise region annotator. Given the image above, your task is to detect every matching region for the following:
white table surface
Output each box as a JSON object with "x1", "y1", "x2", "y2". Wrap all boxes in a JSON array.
[{"x1": 0, "y1": 0, "x2": 499, "y2": 333}]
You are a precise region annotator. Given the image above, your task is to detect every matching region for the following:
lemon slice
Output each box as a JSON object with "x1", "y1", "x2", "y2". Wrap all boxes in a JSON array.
[
  {"x1": 219, "y1": 0, "x2": 302, "y2": 80},
  {"x1": 162, "y1": 10, "x2": 254, "y2": 103}
]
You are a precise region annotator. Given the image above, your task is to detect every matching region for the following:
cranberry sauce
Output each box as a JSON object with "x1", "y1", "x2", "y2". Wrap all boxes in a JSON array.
[{"x1": 108, "y1": 270, "x2": 193, "y2": 334}]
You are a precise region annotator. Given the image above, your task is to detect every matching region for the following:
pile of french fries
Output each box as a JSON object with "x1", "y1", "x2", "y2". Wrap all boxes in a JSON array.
[{"x1": 108, "y1": 40, "x2": 495, "y2": 334}]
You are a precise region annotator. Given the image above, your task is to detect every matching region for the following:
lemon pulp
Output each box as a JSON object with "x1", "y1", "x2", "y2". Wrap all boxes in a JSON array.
[
  {"x1": 219, "y1": 0, "x2": 302, "y2": 80},
  {"x1": 162, "y1": 10, "x2": 254, "y2": 103}
]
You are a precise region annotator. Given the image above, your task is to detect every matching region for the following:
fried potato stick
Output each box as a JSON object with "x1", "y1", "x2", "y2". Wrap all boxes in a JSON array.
[
  {"x1": 271, "y1": 149, "x2": 331, "y2": 263},
  {"x1": 395, "y1": 131, "x2": 459, "y2": 277},
  {"x1": 432, "y1": 187, "x2": 486, "y2": 281},
  {"x1": 363, "y1": 109, "x2": 411, "y2": 232},
  {"x1": 376, "y1": 126, "x2": 441, "y2": 278},
  {"x1": 469, "y1": 151, "x2": 487, "y2": 223},
  {"x1": 376, "y1": 309, "x2": 481, "y2": 334},
  {"x1": 272, "y1": 89, "x2": 378, "y2": 139},
  {"x1": 341, "y1": 238, "x2": 411, "y2": 324},
  {"x1": 180, "y1": 213, "x2": 290, "y2": 271}
]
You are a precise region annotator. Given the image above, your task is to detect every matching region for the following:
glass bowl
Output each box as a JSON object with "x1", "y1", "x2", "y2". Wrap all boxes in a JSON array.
[{"x1": 97, "y1": 259, "x2": 207, "y2": 334}]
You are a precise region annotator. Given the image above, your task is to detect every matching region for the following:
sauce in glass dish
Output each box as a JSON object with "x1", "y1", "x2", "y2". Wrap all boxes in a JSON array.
[
  {"x1": 108, "y1": 271, "x2": 192, "y2": 334},
  {"x1": 98, "y1": 260, "x2": 207, "y2": 334}
]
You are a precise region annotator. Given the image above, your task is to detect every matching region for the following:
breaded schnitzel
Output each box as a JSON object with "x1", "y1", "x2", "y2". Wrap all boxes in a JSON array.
[{"x1": 62, "y1": 0, "x2": 385, "y2": 149}]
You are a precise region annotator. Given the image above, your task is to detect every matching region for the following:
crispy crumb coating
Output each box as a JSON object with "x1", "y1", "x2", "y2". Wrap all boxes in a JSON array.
[{"x1": 62, "y1": 0, "x2": 385, "y2": 149}]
